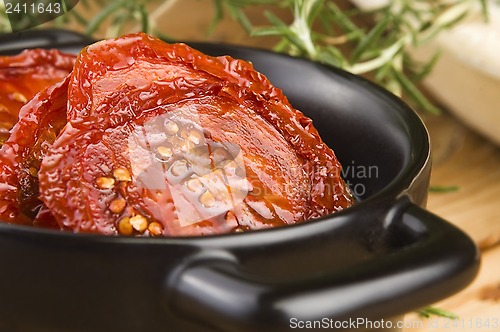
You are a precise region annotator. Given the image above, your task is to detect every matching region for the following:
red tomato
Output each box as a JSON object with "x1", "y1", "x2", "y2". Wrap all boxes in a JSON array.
[
  {"x1": 0, "y1": 49, "x2": 75, "y2": 146},
  {"x1": 38, "y1": 33, "x2": 353, "y2": 236},
  {"x1": 0, "y1": 77, "x2": 69, "y2": 225}
]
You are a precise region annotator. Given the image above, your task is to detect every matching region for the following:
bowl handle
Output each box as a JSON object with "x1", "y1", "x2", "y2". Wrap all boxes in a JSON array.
[{"x1": 165, "y1": 198, "x2": 479, "y2": 332}]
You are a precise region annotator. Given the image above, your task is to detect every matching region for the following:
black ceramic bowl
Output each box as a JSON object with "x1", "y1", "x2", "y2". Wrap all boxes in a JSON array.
[{"x1": 0, "y1": 30, "x2": 479, "y2": 332}]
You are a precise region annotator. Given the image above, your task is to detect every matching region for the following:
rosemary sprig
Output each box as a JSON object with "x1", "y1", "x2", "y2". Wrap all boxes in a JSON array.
[
  {"x1": 212, "y1": 0, "x2": 490, "y2": 114},
  {"x1": 429, "y1": 185, "x2": 460, "y2": 193},
  {"x1": 418, "y1": 306, "x2": 459, "y2": 319}
]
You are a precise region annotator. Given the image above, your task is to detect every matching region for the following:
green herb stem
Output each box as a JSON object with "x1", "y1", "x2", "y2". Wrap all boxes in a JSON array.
[
  {"x1": 212, "y1": 0, "x2": 490, "y2": 114},
  {"x1": 418, "y1": 306, "x2": 459, "y2": 319}
]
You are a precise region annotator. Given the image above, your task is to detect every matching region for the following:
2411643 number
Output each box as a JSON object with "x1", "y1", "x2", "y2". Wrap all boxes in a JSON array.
[
  {"x1": 438, "y1": 318, "x2": 499, "y2": 329},
  {"x1": 5, "y1": 2, "x2": 62, "y2": 14}
]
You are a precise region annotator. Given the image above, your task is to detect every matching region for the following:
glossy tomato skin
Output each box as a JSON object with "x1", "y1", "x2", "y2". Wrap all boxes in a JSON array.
[
  {"x1": 0, "y1": 49, "x2": 75, "y2": 226},
  {"x1": 0, "y1": 49, "x2": 75, "y2": 146},
  {"x1": 0, "y1": 77, "x2": 69, "y2": 226},
  {"x1": 36, "y1": 33, "x2": 353, "y2": 236}
]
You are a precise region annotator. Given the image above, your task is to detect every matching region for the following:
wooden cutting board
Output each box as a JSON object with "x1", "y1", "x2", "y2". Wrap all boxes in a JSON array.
[
  {"x1": 404, "y1": 245, "x2": 500, "y2": 331},
  {"x1": 403, "y1": 113, "x2": 500, "y2": 331}
]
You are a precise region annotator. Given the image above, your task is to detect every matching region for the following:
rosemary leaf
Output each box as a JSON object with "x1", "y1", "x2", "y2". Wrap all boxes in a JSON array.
[
  {"x1": 138, "y1": 4, "x2": 149, "y2": 34},
  {"x1": 106, "y1": 11, "x2": 129, "y2": 38},
  {"x1": 350, "y1": 14, "x2": 391, "y2": 63},
  {"x1": 429, "y1": 185, "x2": 460, "y2": 193},
  {"x1": 480, "y1": 0, "x2": 489, "y2": 22},
  {"x1": 325, "y1": 2, "x2": 363, "y2": 37},
  {"x1": 391, "y1": 66, "x2": 441, "y2": 115},
  {"x1": 78, "y1": 0, "x2": 92, "y2": 10},
  {"x1": 251, "y1": 26, "x2": 289, "y2": 36},
  {"x1": 349, "y1": 37, "x2": 406, "y2": 74},
  {"x1": 303, "y1": 0, "x2": 324, "y2": 26},
  {"x1": 67, "y1": 10, "x2": 88, "y2": 26},
  {"x1": 412, "y1": 50, "x2": 441, "y2": 81},
  {"x1": 316, "y1": 47, "x2": 346, "y2": 68},
  {"x1": 85, "y1": 0, "x2": 125, "y2": 36},
  {"x1": 272, "y1": 38, "x2": 290, "y2": 52},
  {"x1": 418, "y1": 307, "x2": 459, "y2": 319},
  {"x1": 208, "y1": 0, "x2": 225, "y2": 36},
  {"x1": 260, "y1": 10, "x2": 310, "y2": 55},
  {"x1": 263, "y1": 9, "x2": 288, "y2": 28},
  {"x1": 226, "y1": 2, "x2": 254, "y2": 33}
]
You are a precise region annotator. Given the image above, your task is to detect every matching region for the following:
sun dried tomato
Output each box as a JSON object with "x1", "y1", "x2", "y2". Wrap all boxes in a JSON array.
[
  {"x1": 36, "y1": 33, "x2": 353, "y2": 236},
  {"x1": 0, "y1": 49, "x2": 75, "y2": 146},
  {"x1": 0, "y1": 76, "x2": 69, "y2": 226}
]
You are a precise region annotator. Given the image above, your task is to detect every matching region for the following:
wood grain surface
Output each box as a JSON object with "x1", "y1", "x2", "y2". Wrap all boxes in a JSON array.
[{"x1": 403, "y1": 113, "x2": 500, "y2": 331}]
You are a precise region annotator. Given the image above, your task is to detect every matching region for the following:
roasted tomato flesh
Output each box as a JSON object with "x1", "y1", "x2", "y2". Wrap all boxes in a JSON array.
[
  {"x1": 0, "y1": 33, "x2": 353, "y2": 236},
  {"x1": 0, "y1": 49, "x2": 75, "y2": 146},
  {"x1": 0, "y1": 49, "x2": 75, "y2": 225}
]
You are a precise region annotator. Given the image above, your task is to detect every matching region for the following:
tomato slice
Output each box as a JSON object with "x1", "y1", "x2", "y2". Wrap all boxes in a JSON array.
[
  {"x1": 0, "y1": 49, "x2": 75, "y2": 146},
  {"x1": 38, "y1": 33, "x2": 353, "y2": 236},
  {"x1": 0, "y1": 76, "x2": 69, "y2": 225}
]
